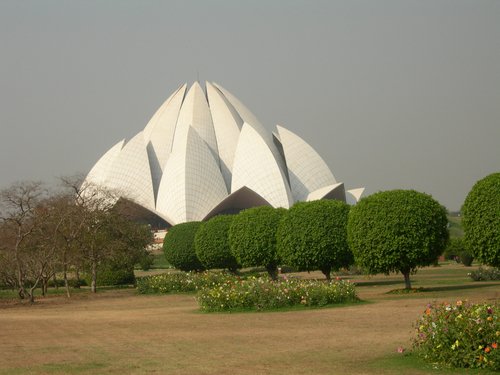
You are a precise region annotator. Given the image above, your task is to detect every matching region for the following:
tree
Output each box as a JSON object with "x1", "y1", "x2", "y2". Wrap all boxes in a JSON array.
[
  {"x1": 64, "y1": 179, "x2": 152, "y2": 293},
  {"x1": 0, "y1": 178, "x2": 153, "y2": 299},
  {"x1": 347, "y1": 190, "x2": 449, "y2": 289},
  {"x1": 91, "y1": 212, "x2": 152, "y2": 286},
  {"x1": 78, "y1": 204, "x2": 152, "y2": 292},
  {"x1": 195, "y1": 215, "x2": 239, "y2": 272},
  {"x1": 229, "y1": 206, "x2": 286, "y2": 279},
  {"x1": 462, "y1": 172, "x2": 500, "y2": 267},
  {"x1": 163, "y1": 222, "x2": 204, "y2": 272},
  {"x1": 277, "y1": 200, "x2": 352, "y2": 280},
  {"x1": 0, "y1": 182, "x2": 47, "y2": 301},
  {"x1": 444, "y1": 238, "x2": 473, "y2": 266}
]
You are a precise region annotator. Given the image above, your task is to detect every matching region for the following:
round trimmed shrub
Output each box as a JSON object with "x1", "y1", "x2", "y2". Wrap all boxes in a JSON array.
[
  {"x1": 277, "y1": 200, "x2": 352, "y2": 280},
  {"x1": 163, "y1": 221, "x2": 204, "y2": 272},
  {"x1": 348, "y1": 190, "x2": 449, "y2": 289},
  {"x1": 443, "y1": 237, "x2": 464, "y2": 261},
  {"x1": 459, "y1": 250, "x2": 474, "y2": 267},
  {"x1": 195, "y1": 215, "x2": 240, "y2": 272},
  {"x1": 229, "y1": 206, "x2": 286, "y2": 279},
  {"x1": 462, "y1": 172, "x2": 500, "y2": 267}
]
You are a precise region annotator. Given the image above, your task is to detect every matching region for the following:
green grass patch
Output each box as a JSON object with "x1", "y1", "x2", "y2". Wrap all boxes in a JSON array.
[
  {"x1": 0, "y1": 286, "x2": 88, "y2": 300},
  {"x1": 149, "y1": 252, "x2": 172, "y2": 269},
  {"x1": 371, "y1": 351, "x2": 498, "y2": 374}
]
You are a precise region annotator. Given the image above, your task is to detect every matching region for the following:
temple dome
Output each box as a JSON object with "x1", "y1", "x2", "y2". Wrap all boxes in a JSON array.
[{"x1": 84, "y1": 82, "x2": 363, "y2": 226}]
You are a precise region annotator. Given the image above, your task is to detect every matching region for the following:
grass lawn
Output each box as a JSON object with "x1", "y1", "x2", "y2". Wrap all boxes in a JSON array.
[{"x1": 0, "y1": 262, "x2": 498, "y2": 375}]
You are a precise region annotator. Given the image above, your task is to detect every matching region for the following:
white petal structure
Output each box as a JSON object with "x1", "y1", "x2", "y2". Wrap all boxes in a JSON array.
[{"x1": 84, "y1": 82, "x2": 364, "y2": 226}]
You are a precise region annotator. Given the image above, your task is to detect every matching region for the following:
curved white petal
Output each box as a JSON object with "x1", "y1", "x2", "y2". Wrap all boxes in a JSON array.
[
  {"x1": 105, "y1": 132, "x2": 156, "y2": 211},
  {"x1": 206, "y1": 82, "x2": 242, "y2": 190},
  {"x1": 347, "y1": 188, "x2": 365, "y2": 203},
  {"x1": 156, "y1": 126, "x2": 228, "y2": 224},
  {"x1": 276, "y1": 125, "x2": 336, "y2": 201},
  {"x1": 172, "y1": 82, "x2": 219, "y2": 165},
  {"x1": 85, "y1": 139, "x2": 124, "y2": 185},
  {"x1": 212, "y1": 82, "x2": 289, "y2": 177},
  {"x1": 203, "y1": 186, "x2": 271, "y2": 221},
  {"x1": 231, "y1": 123, "x2": 293, "y2": 208},
  {"x1": 143, "y1": 85, "x2": 186, "y2": 199},
  {"x1": 307, "y1": 183, "x2": 345, "y2": 202},
  {"x1": 143, "y1": 83, "x2": 186, "y2": 143}
]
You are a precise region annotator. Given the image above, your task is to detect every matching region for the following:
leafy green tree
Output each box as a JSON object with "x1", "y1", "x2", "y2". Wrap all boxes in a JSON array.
[
  {"x1": 195, "y1": 215, "x2": 239, "y2": 272},
  {"x1": 462, "y1": 172, "x2": 500, "y2": 267},
  {"x1": 347, "y1": 190, "x2": 449, "y2": 289},
  {"x1": 444, "y1": 238, "x2": 474, "y2": 266},
  {"x1": 78, "y1": 206, "x2": 152, "y2": 292},
  {"x1": 443, "y1": 237, "x2": 463, "y2": 260},
  {"x1": 229, "y1": 206, "x2": 286, "y2": 279},
  {"x1": 277, "y1": 200, "x2": 352, "y2": 280},
  {"x1": 163, "y1": 222, "x2": 204, "y2": 272}
]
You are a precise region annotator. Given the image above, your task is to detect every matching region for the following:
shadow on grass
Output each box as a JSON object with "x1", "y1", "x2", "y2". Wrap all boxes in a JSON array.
[
  {"x1": 352, "y1": 279, "x2": 405, "y2": 287},
  {"x1": 413, "y1": 283, "x2": 498, "y2": 293}
]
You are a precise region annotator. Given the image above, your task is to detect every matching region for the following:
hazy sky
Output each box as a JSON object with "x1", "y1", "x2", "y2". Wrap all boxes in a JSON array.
[{"x1": 1, "y1": 0, "x2": 499, "y2": 211}]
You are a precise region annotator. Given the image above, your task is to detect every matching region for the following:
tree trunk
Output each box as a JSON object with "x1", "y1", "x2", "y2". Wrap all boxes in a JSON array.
[
  {"x1": 16, "y1": 274, "x2": 25, "y2": 299},
  {"x1": 53, "y1": 273, "x2": 58, "y2": 290},
  {"x1": 27, "y1": 287, "x2": 36, "y2": 303},
  {"x1": 91, "y1": 261, "x2": 97, "y2": 293},
  {"x1": 266, "y1": 264, "x2": 278, "y2": 280},
  {"x1": 41, "y1": 278, "x2": 47, "y2": 297},
  {"x1": 321, "y1": 266, "x2": 332, "y2": 281},
  {"x1": 15, "y1": 255, "x2": 25, "y2": 300},
  {"x1": 63, "y1": 264, "x2": 71, "y2": 298},
  {"x1": 27, "y1": 277, "x2": 41, "y2": 304},
  {"x1": 402, "y1": 270, "x2": 412, "y2": 290}
]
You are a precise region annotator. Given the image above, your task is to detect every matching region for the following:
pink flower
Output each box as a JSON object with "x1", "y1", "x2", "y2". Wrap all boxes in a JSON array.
[{"x1": 397, "y1": 347, "x2": 405, "y2": 354}]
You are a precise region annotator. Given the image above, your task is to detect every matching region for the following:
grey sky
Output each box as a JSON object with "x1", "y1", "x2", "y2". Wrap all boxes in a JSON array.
[{"x1": 0, "y1": 0, "x2": 499, "y2": 211}]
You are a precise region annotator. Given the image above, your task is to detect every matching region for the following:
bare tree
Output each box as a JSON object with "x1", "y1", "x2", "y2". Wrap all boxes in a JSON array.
[
  {"x1": 0, "y1": 182, "x2": 46, "y2": 300},
  {"x1": 0, "y1": 178, "x2": 153, "y2": 301},
  {"x1": 62, "y1": 177, "x2": 152, "y2": 293}
]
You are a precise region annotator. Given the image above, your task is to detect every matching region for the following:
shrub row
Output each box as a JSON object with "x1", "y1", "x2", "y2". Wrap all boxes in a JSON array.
[
  {"x1": 196, "y1": 277, "x2": 358, "y2": 312},
  {"x1": 47, "y1": 279, "x2": 87, "y2": 288},
  {"x1": 136, "y1": 271, "x2": 236, "y2": 294},
  {"x1": 84, "y1": 267, "x2": 136, "y2": 287},
  {"x1": 413, "y1": 301, "x2": 499, "y2": 370},
  {"x1": 468, "y1": 267, "x2": 500, "y2": 281},
  {"x1": 164, "y1": 190, "x2": 453, "y2": 290}
]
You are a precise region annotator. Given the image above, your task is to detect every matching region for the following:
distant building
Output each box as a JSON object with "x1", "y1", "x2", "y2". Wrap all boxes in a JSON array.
[{"x1": 84, "y1": 82, "x2": 364, "y2": 227}]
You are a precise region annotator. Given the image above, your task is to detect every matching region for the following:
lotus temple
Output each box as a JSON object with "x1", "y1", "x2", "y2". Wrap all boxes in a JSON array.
[{"x1": 83, "y1": 81, "x2": 364, "y2": 227}]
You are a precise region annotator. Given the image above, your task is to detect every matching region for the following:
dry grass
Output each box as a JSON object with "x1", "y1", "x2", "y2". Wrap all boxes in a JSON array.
[{"x1": 0, "y1": 263, "x2": 498, "y2": 375}]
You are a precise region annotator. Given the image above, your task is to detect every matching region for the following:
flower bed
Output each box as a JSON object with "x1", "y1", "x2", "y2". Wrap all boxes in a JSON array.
[
  {"x1": 196, "y1": 277, "x2": 358, "y2": 312},
  {"x1": 468, "y1": 267, "x2": 500, "y2": 281},
  {"x1": 136, "y1": 271, "x2": 236, "y2": 294},
  {"x1": 414, "y1": 301, "x2": 499, "y2": 370}
]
